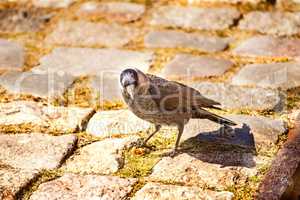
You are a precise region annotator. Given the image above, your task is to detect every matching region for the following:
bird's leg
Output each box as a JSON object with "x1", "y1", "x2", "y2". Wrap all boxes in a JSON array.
[
  {"x1": 142, "y1": 124, "x2": 161, "y2": 146},
  {"x1": 167, "y1": 123, "x2": 184, "y2": 157}
]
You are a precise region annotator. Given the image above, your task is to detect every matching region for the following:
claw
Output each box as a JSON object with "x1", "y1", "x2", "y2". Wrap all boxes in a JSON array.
[
  {"x1": 162, "y1": 149, "x2": 178, "y2": 158},
  {"x1": 132, "y1": 138, "x2": 146, "y2": 148}
]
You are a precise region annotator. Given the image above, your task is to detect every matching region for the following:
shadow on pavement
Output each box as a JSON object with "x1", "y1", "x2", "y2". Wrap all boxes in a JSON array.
[{"x1": 180, "y1": 123, "x2": 257, "y2": 168}]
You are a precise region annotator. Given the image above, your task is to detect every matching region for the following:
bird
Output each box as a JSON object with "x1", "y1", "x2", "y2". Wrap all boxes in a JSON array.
[{"x1": 120, "y1": 68, "x2": 237, "y2": 156}]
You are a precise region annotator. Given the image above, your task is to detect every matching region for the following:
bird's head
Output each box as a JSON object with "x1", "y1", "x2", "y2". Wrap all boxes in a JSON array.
[{"x1": 120, "y1": 68, "x2": 149, "y2": 100}]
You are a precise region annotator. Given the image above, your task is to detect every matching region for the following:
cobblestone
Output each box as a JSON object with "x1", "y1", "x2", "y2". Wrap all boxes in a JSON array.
[
  {"x1": 161, "y1": 54, "x2": 234, "y2": 79},
  {"x1": 46, "y1": 20, "x2": 139, "y2": 47},
  {"x1": 88, "y1": 74, "x2": 122, "y2": 103},
  {"x1": 0, "y1": 168, "x2": 39, "y2": 200},
  {"x1": 32, "y1": 0, "x2": 75, "y2": 8},
  {"x1": 0, "y1": 7, "x2": 53, "y2": 33},
  {"x1": 133, "y1": 182, "x2": 234, "y2": 200},
  {"x1": 65, "y1": 137, "x2": 138, "y2": 174},
  {"x1": 149, "y1": 153, "x2": 265, "y2": 189},
  {"x1": 0, "y1": 133, "x2": 76, "y2": 170},
  {"x1": 0, "y1": 101, "x2": 94, "y2": 133},
  {"x1": 239, "y1": 11, "x2": 300, "y2": 36},
  {"x1": 34, "y1": 47, "x2": 153, "y2": 76},
  {"x1": 188, "y1": 0, "x2": 262, "y2": 4},
  {"x1": 30, "y1": 174, "x2": 137, "y2": 200},
  {"x1": 232, "y1": 36, "x2": 300, "y2": 58},
  {"x1": 144, "y1": 30, "x2": 229, "y2": 52},
  {"x1": 149, "y1": 6, "x2": 240, "y2": 30},
  {"x1": 86, "y1": 110, "x2": 151, "y2": 137},
  {"x1": 181, "y1": 115, "x2": 287, "y2": 151},
  {"x1": 231, "y1": 62, "x2": 300, "y2": 89},
  {"x1": 0, "y1": 71, "x2": 75, "y2": 99},
  {"x1": 191, "y1": 82, "x2": 281, "y2": 110},
  {"x1": 0, "y1": 39, "x2": 24, "y2": 70},
  {"x1": 76, "y1": 1, "x2": 145, "y2": 23}
]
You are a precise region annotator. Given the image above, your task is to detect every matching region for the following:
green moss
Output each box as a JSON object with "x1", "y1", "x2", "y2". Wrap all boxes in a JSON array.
[
  {"x1": 116, "y1": 148, "x2": 162, "y2": 178},
  {"x1": 18, "y1": 169, "x2": 64, "y2": 200}
]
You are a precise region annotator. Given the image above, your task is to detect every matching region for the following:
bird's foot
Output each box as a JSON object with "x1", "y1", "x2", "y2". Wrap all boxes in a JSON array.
[
  {"x1": 220, "y1": 125, "x2": 235, "y2": 139},
  {"x1": 132, "y1": 138, "x2": 147, "y2": 148},
  {"x1": 162, "y1": 149, "x2": 179, "y2": 158}
]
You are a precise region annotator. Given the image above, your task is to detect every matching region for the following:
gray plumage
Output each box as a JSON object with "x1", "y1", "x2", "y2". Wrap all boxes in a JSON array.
[{"x1": 120, "y1": 68, "x2": 236, "y2": 155}]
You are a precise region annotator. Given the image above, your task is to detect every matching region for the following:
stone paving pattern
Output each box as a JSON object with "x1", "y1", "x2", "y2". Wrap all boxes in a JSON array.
[{"x1": 0, "y1": 0, "x2": 299, "y2": 199}]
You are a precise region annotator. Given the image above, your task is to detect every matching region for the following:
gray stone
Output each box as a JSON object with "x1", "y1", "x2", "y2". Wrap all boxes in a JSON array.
[
  {"x1": 181, "y1": 115, "x2": 287, "y2": 151},
  {"x1": 239, "y1": 11, "x2": 300, "y2": 36},
  {"x1": 34, "y1": 47, "x2": 153, "y2": 76},
  {"x1": 149, "y1": 153, "x2": 266, "y2": 189},
  {"x1": 32, "y1": 0, "x2": 75, "y2": 8},
  {"x1": 86, "y1": 110, "x2": 151, "y2": 137},
  {"x1": 232, "y1": 36, "x2": 300, "y2": 58},
  {"x1": 191, "y1": 82, "x2": 281, "y2": 110},
  {"x1": 161, "y1": 54, "x2": 233, "y2": 79},
  {"x1": 144, "y1": 30, "x2": 229, "y2": 53},
  {"x1": 149, "y1": 6, "x2": 240, "y2": 30},
  {"x1": 65, "y1": 137, "x2": 138, "y2": 174},
  {"x1": 133, "y1": 182, "x2": 234, "y2": 200},
  {"x1": 30, "y1": 174, "x2": 137, "y2": 200},
  {"x1": 0, "y1": 168, "x2": 39, "y2": 200},
  {"x1": 0, "y1": 71, "x2": 75, "y2": 99},
  {"x1": 89, "y1": 74, "x2": 122, "y2": 102},
  {"x1": 77, "y1": 1, "x2": 145, "y2": 22},
  {"x1": 0, "y1": 8, "x2": 53, "y2": 33},
  {"x1": 0, "y1": 101, "x2": 94, "y2": 133},
  {"x1": 0, "y1": 39, "x2": 24, "y2": 70},
  {"x1": 231, "y1": 62, "x2": 300, "y2": 89},
  {"x1": 46, "y1": 20, "x2": 139, "y2": 47},
  {"x1": 0, "y1": 133, "x2": 76, "y2": 170}
]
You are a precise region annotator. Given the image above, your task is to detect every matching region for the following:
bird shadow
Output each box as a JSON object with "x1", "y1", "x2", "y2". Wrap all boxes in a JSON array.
[{"x1": 179, "y1": 123, "x2": 257, "y2": 168}]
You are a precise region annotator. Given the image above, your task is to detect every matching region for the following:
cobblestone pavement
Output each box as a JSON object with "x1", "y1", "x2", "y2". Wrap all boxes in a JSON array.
[{"x1": 0, "y1": 0, "x2": 299, "y2": 199}]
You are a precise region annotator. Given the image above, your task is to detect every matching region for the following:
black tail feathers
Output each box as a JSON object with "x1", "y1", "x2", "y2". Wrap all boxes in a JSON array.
[
  {"x1": 192, "y1": 109, "x2": 237, "y2": 126},
  {"x1": 205, "y1": 112, "x2": 237, "y2": 126}
]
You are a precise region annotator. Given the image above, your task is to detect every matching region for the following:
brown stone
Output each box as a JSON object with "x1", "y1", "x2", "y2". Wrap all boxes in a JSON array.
[
  {"x1": 188, "y1": 0, "x2": 261, "y2": 4},
  {"x1": 161, "y1": 54, "x2": 234, "y2": 79},
  {"x1": 133, "y1": 182, "x2": 234, "y2": 200},
  {"x1": 77, "y1": 1, "x2": 145, "y2": 22},
  {"x1": 0, "y1": 101, "x2": 94, "y2": 133},
  {"x1": 144, "y1": 30, "x2": 229, "y2": 53},
  {"x1": 191, "y1": 82, "x2": 281, "y2": 110},
  {"x1": 149, "y1": 6, "x2": 240, "y2": 30},
  {"x1": 231, "y1": 62, "x2": 300, "y2": 89},
  {"x1": 0, "y1": 39, "x2": 24, "y2": 70},
  {"x1": 149, "y1": 153, "x2": 266, "y2": 189},
  {"x1": 30, "y1": 174, "x2": 137, "y2": 200},
  {"x1": 181, "y1": 115, "x2": 287, "y2": 151},
  {"x1": 0, "y1": 8, "x2": 53, "y2": 33},
  {"x1": 0, "y1": 168, "x2": 39, "y2": 200},
  {"x1": 65, "y1": 137, "x2": 139, "y2": 174},
  {"x1": 32, "y1": 0, "x2": 75, "y2": 8},
  {"x1": 0, "y1": 71, "x2": 75, "y2": 99},
  {"x1": 239, "y1": 11, "x2": 300, "y2": 36},
  {"x1": 34, "y1": 47, "x2": 154, "y2": 76},
  {"x1": 232, "y1": 36, "x2": 300, "y2": 58},
  {"x1": 46, "y1": 20, "x2": 139, "y2": 47},
  {"x1": 86, "y1": 110, "x2": 151, "y2": 137},
  {"x1": 0, "y1": 133, "x2": 77, "y2": 170}
]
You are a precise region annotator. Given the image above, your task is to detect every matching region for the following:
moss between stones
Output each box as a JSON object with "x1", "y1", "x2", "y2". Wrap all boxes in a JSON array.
[
  {"x1": 226, "y1": 161, "x2": 272, "y2": 200},
  {"x1": 17, "y1": 169, "x2": 64, "y2": 200},
  {"x1": 116, "y1": 149, "x2": 162, "y2": 178},
  {"x1": 116, "y1": 128, "x2": 177, "y2": 178}
]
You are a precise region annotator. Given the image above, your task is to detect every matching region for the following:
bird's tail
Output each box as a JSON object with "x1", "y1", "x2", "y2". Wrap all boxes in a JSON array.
[{"x1": 192, "y1": 109, "x2": 237, "y2": 126}]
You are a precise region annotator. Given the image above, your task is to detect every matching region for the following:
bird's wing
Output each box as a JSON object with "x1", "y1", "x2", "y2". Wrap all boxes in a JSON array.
[{"x1": 147, "y1": 74, "x2": 221, "y2": 111}]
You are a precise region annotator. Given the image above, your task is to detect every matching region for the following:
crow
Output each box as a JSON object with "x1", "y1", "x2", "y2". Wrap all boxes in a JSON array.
[{"x1": 120, "y1": 68, "x2": 237, "y2": 156}]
